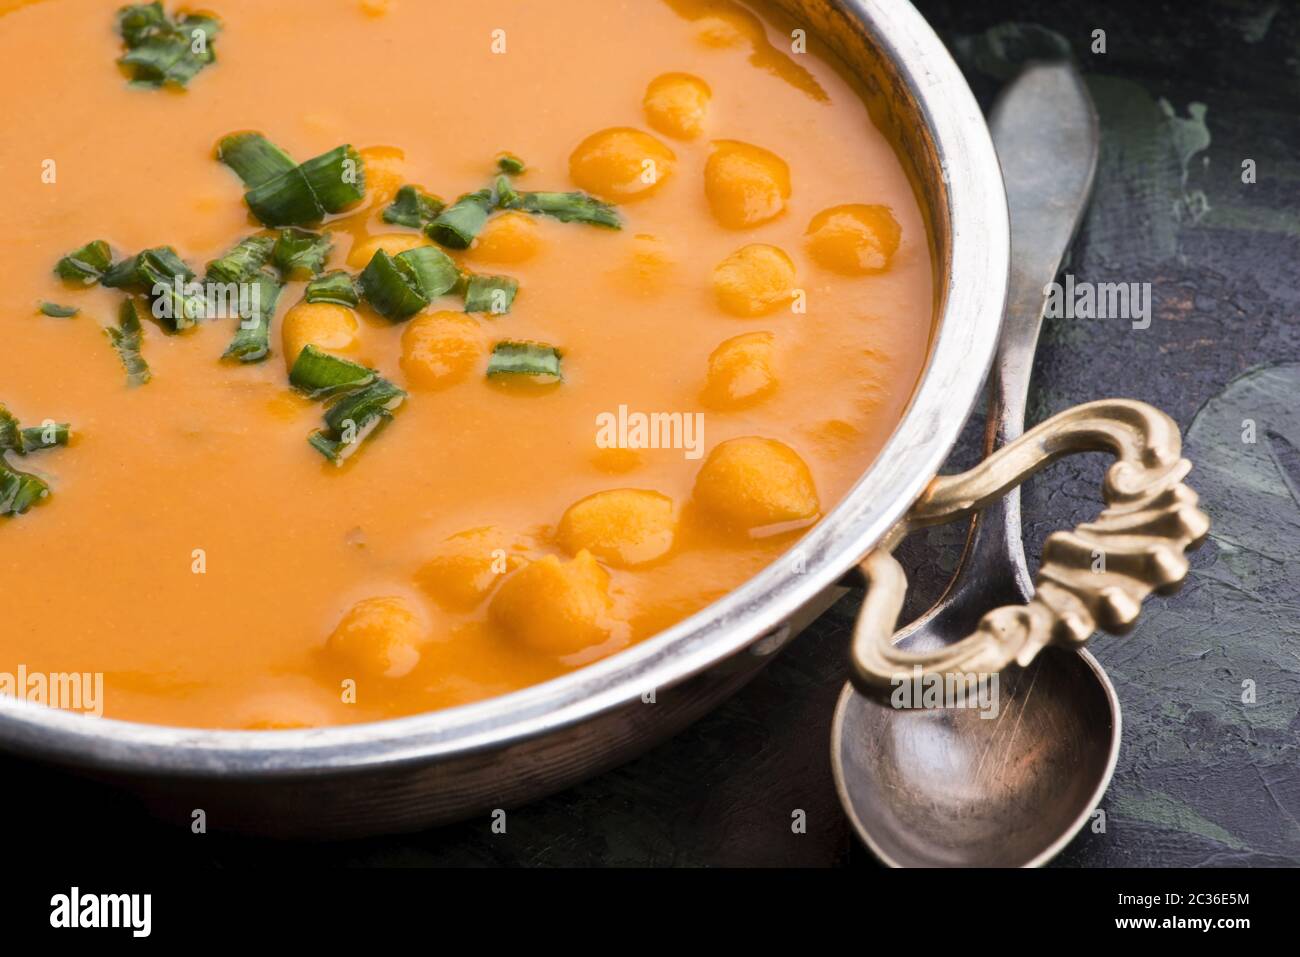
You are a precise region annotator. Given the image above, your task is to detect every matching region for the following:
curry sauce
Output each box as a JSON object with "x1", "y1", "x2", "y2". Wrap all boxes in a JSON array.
[{"x1": 0, "y1": 0, "x2": 933, "y2": 728}]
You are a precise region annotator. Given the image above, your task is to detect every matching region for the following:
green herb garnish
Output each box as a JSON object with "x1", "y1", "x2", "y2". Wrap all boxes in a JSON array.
[
  {"x1": 287, "y1": 347, "x2": 405, "y2": 464},
  {"x1": 493, "y1": 174, "x2": 521, "y2": 210},
  {"x1": 287, "y1": 345, "x2": 406, "y2": 464},
  {"x1": 0, "y1": 459, "x2": 50, "y2": 516},
  {"x1": 308, "y1": 379, "x2": 406, "y2": 466},
  {"x1": 105, "y1": 298, "x2": 152, "y2": 387},
  {"x1": 359, "y1": 247, "x2": 459, "y2": 320},
  {"x1": 222, "y1": 272, "x2": 282, "y2": 363},
  {"x1": 103, "y1": 246, "x2": 205, "y2": 331},
  {"x1": 214, "y1": 132, "x2": 297, "y2": 187},
  {"x1": 0, "y1": 401, "x2": 64, "y2": 513},
  {"x1": 289, "y1": 345, "x2": 376, "y2": 400},
  {"x1": 217, "y1": 132, "x2": 365, "y2": 227},
  {"x1": 463, "y1": 274, "x2": 519, "y2": 315},
  {"x1": 205, "y1": 235, "x2": 275, "y2": 285},
  {"x1": 54, "y1": 240, "x2": 114, "y2": 286},
  {"x1": 0, "y1": 405, "x2": 70, "y2": 455},
  {"x1": 272, "y1": 228, "x2": 333, "y2": 280},
  {"x1": 496, "y1": 153, "x2": 526, "y2": 175},
  {"x1": 516, "y1": 191, "x2": 621, "y2": 228},
  {"x1": 487, "y1": 341, "x2": 562, "y2": 381},
  {"x1": 304, "y1": 270, "x2": 360, "y2": 308},
  {"x1": 382, "y1": 185, "x2": 445, "y2": 229},
  {"x1": 425, "y1": 189, "x2": 495, "y2": 250},
  {"x1": 38, "y1": 302, "x2": 79, "y2": 318},
  {"x1": 115, "y1": 3, "x2": 221, "y2": 89}
]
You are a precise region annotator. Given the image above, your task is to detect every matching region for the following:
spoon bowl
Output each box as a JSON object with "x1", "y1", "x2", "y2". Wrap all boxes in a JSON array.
[{"x1": 832, "y1": 645, "x2": 1119, "y2": 867}]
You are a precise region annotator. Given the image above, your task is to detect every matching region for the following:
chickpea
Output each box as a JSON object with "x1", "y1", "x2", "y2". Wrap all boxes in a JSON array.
[
  {"x1": 415, "y1": 526, "x2": 522, "y2": 611},
  {"x1": 489, "y1": 551, "x2": 613, "y2": 656},
  {"x1": 704, "y1": 140, "x2": 791, "y2": 228},
  {"x1": 399, "y1": 312, "x2": 485, "y2": 389},
  {"x1": 712, "y1": 244, "x2": 796, "y2": 317},
  {"x1": 702, "y1": 332, "x2": 777, "y2": 409},
  {"x1": 557, "y1": 489, "x2": 676, "y2": 567},
  {"x1": 470, "y1": 211, "x2": 543, "y2": 264},
  {"x1": 326, "y1": 596, "x2": 425, "y2": 679},
  {"x1": 281, "y1": 301, "x2": 360, "y2": 370},
  {"x1": 569, "y1": 127, "x2": 676, "y2": 202},
  {"x1": 805, "y1": 204, "x2": 901, "y2": 275},
  {"x1": 612, "y1": 233, "x2": 675, "y2": 297},
  {"x1": 693, "y1": 436, "x2": 819, "y2": 532},
  {"x1": 643, "y1": 73, "x2": 712, "y2": 140}
]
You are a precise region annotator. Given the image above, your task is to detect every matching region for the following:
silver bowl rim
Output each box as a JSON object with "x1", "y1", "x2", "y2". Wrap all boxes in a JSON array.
[{"x1": 0, "y1": 0, "x2": 1010, "y2": 779}]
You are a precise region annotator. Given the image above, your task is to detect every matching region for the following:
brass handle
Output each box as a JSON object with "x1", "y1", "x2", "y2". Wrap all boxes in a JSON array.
[{"x1": 850, "y1": 399, "x2": 1211, "y2": 692}]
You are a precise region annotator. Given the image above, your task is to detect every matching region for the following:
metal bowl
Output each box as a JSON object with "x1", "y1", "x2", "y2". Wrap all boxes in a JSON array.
[{"x1": 0, "y1": 0, "x2": 1008, "y2": 837}]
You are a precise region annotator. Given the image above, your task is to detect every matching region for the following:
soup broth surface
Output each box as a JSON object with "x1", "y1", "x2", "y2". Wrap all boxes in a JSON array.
[{"x1": 0, "y1": 0, "x2": 933, "y2": 728}]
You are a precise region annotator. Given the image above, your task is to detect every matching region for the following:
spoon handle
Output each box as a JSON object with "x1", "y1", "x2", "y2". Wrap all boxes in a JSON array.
[
  {"x1": 989, "y1": 61, "x2": 1100, "y2": 446},
  {"x1": 962, "y1": 62, "x2": 1101, "y2": 600}
]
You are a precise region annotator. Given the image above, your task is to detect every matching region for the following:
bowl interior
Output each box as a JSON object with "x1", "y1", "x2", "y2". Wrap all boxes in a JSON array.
[{"x1": 0, "y1": 0, "x2": 1009, "y2": 779}]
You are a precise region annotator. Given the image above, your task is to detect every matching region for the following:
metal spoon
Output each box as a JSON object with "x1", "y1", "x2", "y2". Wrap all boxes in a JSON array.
[{"x1": 831, "y1": 61, "x2": 1105, "y2": 867}]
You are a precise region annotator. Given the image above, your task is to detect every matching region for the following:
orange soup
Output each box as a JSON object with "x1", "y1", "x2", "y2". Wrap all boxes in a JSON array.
[{"x1": 0, "y1": 0, "x2": 933, "y2": 728}]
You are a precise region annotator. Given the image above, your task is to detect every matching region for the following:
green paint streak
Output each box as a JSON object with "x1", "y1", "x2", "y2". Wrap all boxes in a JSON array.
[
  {"x1": 1112, "y1": 790, "x2": 1248, "y2": 849},
  {"x1": 1199, "y1": 201, "x2": 1300, "y2": 238},
  {"x1": 1227, "y1": 0, "x2": 1280, "y2": 43},
  {"x1": 1082, "y1": 78, "x2": 1212, "y2": 265}
]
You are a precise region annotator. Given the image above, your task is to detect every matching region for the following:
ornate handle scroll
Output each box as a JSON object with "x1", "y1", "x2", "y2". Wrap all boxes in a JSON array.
[{"x1": 850, "y1": 399, "x2": 1211, "y2": 692}]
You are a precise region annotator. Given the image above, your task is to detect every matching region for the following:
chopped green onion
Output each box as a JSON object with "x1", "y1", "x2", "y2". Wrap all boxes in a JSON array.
[
  {"x1": 358, "y1": 250, "x2": 428, "y2": 320},
  {"x1": 0, "y1": 458, "x2": 50, "y2": 516},
  {"x1": 305, "y1": 270, "x2": 359, "y2": 307},
  {"x1": 487, "y1": 341, "x2": 562, "y2": 381},
  {"x1": 205, "y1": 235, "x2": 275, "y2": 284},
  {"x1": 222, "y1": 272, "x2": 282, "y2": 363},
  {"x1": 103, "y1": 245, "x2": 188, "y2": 289},
  {"x1": 299, "y1": 145, "x2": 366, "y2": 214},
  {"x1": 272, "y1": 228, "x2": 332, "y2": 280},
  {"x1": 104, "y1": 246, "x2": 204, "y2": 332},
  {"x1": 0, "y1": 406, "x2": 19, "y2": 452},
  {"x1": 496, "y1": 153, "x2": 526, "y2": 175},
  {"x1": 289, "y1": 345, "x2": 377, "y2": 399},
  {"x1": 38, "y1": 302, "x2": 79, "y2": 318},
  {"x1": 21, "y1": 423, "x2": 69, "y2": 452},
  {"x1": 55, "y1": 240, "x2": 114, "y2": 285},
  {"x1": 105, "y1": 298, "x2": 152, "y2": 387},
  {"x1": 218, "y1": 134, "x2": 366, "y2": 227},
  {"x1": 397, "y1": 246, "x2": 460, "y2": 299},
  {"x1": 464, "y1": 274, "x2": 518, "y2": 315},
  {"x1": 0, "y1": 407, "x2": 69, "y2": 516},
  {"x1": 288, "y1": 347, "x2": 405, "y2": 465},
  {"x1": 309, "y1": 379, "x2": 406, "y2": 466},
  {"x1": 425, "y1": 189, "x2": 494, "y2": 250},
  {"x1": 116, "y1": 1, "x2": 168, "y2": 46},
  {"x1": 382, "y1": 185, "x2": 445, "y2": 229},
  {"x1": 244, "y1": 167, "x2": 323, "y2": 228},
  {"x1": 359, "y1": 247, "x2": 459, "y2": 320},
  {"x1": 116, "y1": 4, "x2": 221, "y2": 89},
  {"x1": 494, "y1": 174, "x2": 521, "y2": 210},
  {"x1": 518, "y1": 191, "x2": 621, "y2": 228},
  {"x1": 0, "y1": 408, "x2": 66, "y2": 453},
  {"x1": 215, "y1": 132, "x2": 297, "y2": 189}
]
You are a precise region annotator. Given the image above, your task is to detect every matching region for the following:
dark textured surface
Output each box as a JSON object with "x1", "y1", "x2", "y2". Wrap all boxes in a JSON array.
[{"x1": 7, "y1": 0, "x2": 1298, "y2": 866}]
